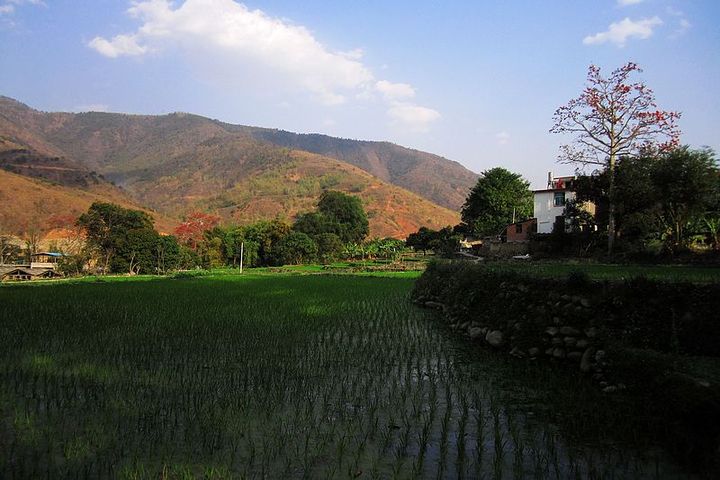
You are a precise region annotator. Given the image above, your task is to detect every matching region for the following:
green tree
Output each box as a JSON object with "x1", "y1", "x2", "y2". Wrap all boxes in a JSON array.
[
  {"x1": 244, "y1": 218, "x2": 292, "y2": 266},
  {"x1": 370, "y1": 237, "x2": 405, "y2": 261},
  {"x1": 568, "y1": 148, "x2": 719, "y2": 254},
  {"x1": 115, "y1": 227, "x2": 164, "y2": 274},
  {"x1": 703, "y1": 168, "x2": 720, "y2": 251},
  {"x1": 77, "y1": 202, "x2": 157, "y2": 273},
  {"x1": 460, "y1": 167, "x2": 533, "y2": 237},
  {"x1": 568, "y1": 161, "x2": 654, "y2": 244},
  {"x1": 293, "y1": 212, "x2": 341, "y2": 238},
  {"x1": 650, "y1": 147, "x2": 719, "y2": 252},
  {"x1": 316, "y1": 190, "x2": 369, "y2": 243},
  {"x1": 704, "y1": 217, "x2": 720, "y2": 251},
  {"x1": 405, "y1": 226, "x2": 460, "y2": 257},
  {"x1": 202, "y1": 235, "x2": 224, "y2": 269},
  {"x1": 405, "y1": 227, "x2": 436, "y2": 255},
  {"x1": 313, "y1": 232, "x2": 344, "y2": 263},
  {"x1": 156, "y1": 235, "x2": 181, "y2": 274},
  {"x1": 176, "y1": 244, "x2": 201, "y2": 270},
  {"x1": 216, "y1": 226, "x2": 243, "y2": 266},
  {"x1": 342, "y1": 242, "x2": 363, "y2": 260},
  {"x1": 273, "y1": 231, "x2": 318, "y2": 265},
  {"x1": 429, "y1": 226, "x2": 461, "y2": 257},
  {"x1": 0, "y1": 224, "x2": 16, "y2": 265}
]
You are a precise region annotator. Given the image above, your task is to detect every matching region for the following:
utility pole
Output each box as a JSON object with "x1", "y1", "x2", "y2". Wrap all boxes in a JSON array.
[{"x1": 239, "y1": 242, "x2": 244, "y2": 274}]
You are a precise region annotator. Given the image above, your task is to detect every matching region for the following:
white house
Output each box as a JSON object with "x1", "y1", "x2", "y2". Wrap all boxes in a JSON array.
[{"x1": 533, "y1": 172, "x2": 576, "y2": 234}]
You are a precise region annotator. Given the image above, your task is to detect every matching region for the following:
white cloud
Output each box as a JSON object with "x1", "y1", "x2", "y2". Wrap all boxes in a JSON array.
[
  {"x1": 6, "y1": 0, "x2": 45, "y2": 5},
  {"x1": 674, "y1": 18, "x2": 691, "y2": 36},
  {"x1": 340, "y1": 48, "x2": 364, "y2": 61},
  {"x1": 583, "y1": 17, "x2": 663, "y2": 47},
  {"x1": 617, "y1": 0, "x2": 644, "y2": 6},
  {"x1": 495, "y1": 131, "x2": 510, "y2": 146},
  {"x1": 74, "y1": 104, "x2": 110, "y2": 113},
  {"x1": 387, "y1": 102, "x2": 441, "y2": 132},
  {"x1": 375, "y1": 80, "x2": 415, "y2": 101},
  {"x1": 678, "y1": 18, "x2": 691, "y2": 30},
  {"x1": 89, "y1": 0, "x2": 439, "y2": 131},
  {"x1": 666, "y1": 7, "x2": 691, "y2": 38},
  {"x1": 88, "y1": 34, "x2": 147, "y2": 58},
  {"x1": 90, "y1": 0, "x2": 373, "y2": 105},
  {"x1": 0, "y1": 0, "x2": 44, "y2": 16}
]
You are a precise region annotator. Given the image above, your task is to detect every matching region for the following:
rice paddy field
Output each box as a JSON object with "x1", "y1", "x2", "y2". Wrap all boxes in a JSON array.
[{"x1": 0, "y1": 272, "x2": 699, "y2": 479}]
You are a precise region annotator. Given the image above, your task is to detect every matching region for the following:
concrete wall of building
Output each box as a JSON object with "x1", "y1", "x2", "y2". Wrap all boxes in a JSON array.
[{"x1": 534, "y1": 190, "x2": 576, "y2": 234}]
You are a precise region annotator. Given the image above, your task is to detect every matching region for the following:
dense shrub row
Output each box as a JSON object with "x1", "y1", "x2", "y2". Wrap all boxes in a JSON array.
[{"x1": 412, "y1": 260, "x2": 720, "y2": 357}]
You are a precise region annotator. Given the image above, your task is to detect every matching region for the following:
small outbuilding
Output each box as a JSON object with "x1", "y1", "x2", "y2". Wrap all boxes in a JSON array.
[
  {"x1": 30, "y1": 252, "x2": 65, "y2": 270},
  {"x1": 505, "y1": 218, "x2": 537, "y2": 243},
  {"x1": 1, "y1": 267, "x2": 62, "y2": 282}
]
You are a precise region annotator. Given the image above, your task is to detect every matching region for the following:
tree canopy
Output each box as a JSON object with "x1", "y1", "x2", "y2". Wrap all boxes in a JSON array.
[
  {"x1": 78, "y1": 202, "x2": 180, "y2": 274},
  {"x1": 293, "y1": 190, "x2": 369, "y2": 244},
  {"x1": 567, "y1": 147, "x2": 719, "y2": 254},
  {"x1": 460, "y1": 167, "x2": 533, "y2": 237},
  {"x1": 273, "y1": 231, "x2": 318, "y2": 265},
  {"x1": 650, "y1": 147, "x2": 719, "y2": 252}
]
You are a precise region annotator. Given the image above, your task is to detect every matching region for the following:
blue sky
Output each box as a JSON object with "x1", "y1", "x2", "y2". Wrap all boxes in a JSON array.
[{"x1": 1, "y1": 0, "x2": 718, "y2": 189}]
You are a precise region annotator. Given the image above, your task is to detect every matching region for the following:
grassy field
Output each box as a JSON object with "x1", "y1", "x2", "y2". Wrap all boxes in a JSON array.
[
  {"x1": 481, "y1": 260, "x2": 720, "y2": 283},
  {"x1": 0, "y1": 273, "x2": 697, "y2": 478}
]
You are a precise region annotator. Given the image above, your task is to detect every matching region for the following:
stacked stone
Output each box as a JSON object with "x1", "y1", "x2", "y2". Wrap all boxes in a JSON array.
[
  {"x1": 540, "y1": 325, "x2": 598, "y2": 371},
  {"x1": 423, "y1": 292, "x2": 611, "y2": 381}
]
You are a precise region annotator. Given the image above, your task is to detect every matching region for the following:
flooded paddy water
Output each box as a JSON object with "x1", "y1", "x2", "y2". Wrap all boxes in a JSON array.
[{"x1": 0, "y1": 273, "x2": 698, "y2": 478}]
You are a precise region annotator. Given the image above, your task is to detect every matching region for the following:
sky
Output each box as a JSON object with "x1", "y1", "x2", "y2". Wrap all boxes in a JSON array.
[{"x1": 0, "y1": 0, "x2": 718, "y2": 189}]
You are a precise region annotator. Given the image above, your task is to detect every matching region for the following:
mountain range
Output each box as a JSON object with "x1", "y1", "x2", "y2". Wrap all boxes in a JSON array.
[{"x1": 0, "y1": 96, "x2": 479, "y2": 238}]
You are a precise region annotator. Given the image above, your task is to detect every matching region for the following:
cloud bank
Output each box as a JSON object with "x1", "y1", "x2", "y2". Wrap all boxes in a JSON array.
[
  {"x1": 0, "y1": 0, "x2": 45, "y2": 16},
  {"x1": 583, "y1": 17, "x2": 662, "y2": 47},
  {"x1": 89, "y1": 0, "x2": 439, "y2": 130},
  {"x1": 495, "y1": 131, "x2": 510, "y2": 146},
  {"x1": 617, "y1": 0, "x2": 644, "y2": 6}
]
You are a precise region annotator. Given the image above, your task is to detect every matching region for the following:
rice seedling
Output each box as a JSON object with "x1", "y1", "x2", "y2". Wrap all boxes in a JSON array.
[{"x1": 0, "y1": 272, "x2": 697, "y2": 478}]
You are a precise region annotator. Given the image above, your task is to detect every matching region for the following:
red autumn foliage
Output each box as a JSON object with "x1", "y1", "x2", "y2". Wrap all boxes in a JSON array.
[
  {"x1": 173, "y1": 212, "x2": 221, "y2": 250},
  {"x1": 551, "y1": 62, "x2": 681, "y2": 166}
]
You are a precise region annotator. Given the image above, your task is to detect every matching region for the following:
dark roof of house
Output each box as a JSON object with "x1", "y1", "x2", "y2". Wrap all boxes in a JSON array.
[
  {"x1": 1, "y1": 267, "x2": 60, "y2": 277},
  {"x1": 533, "y1": 188, "x2": 572, "y2": 193}
]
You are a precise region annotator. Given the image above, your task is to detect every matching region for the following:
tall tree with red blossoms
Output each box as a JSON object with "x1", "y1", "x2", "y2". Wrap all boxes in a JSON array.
[
  {"x1": 550, "y1": 62, "x2": 681, "y2": 253},
  {"x1": 173, "y1": 212, "x2": 220, "y2": 251}
]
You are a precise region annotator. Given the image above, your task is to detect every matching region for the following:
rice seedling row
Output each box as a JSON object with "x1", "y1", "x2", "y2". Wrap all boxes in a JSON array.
[{"x1": 0, "y1": 274, "x2": 693, "y2": 478}]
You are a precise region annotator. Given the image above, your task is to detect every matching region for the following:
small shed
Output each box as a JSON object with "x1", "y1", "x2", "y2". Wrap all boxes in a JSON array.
[
  {"x1": 30, "y1": 252, "x2": 66, "y2": 270},
  {"x1": 505, "y1": 218, "x2": 537, "y2": 243},
  {"x1": 1, "y1": 267, "x2": 62, "y2": 282}
]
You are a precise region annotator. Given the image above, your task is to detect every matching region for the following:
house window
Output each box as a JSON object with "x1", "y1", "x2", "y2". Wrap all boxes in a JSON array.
[
  {"x1": 515, "y1": 223, "x2": 523, "y2": 234},
  {"x1": 553, "y1": 191, "x2": 566, "y2": 207}
]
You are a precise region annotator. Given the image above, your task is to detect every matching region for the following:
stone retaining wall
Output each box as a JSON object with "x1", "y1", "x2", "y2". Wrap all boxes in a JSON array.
[
  {"x1": 422, "y1": 290, "x2": 616, "y2": 390},
  {"x1": 412, "y1": 261, "x2": 720, "y2": 469},
  {"x1": 411, "y1": 261, "x2": 720, "y2": 389}
]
